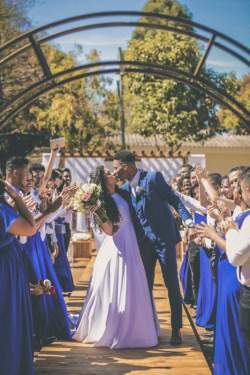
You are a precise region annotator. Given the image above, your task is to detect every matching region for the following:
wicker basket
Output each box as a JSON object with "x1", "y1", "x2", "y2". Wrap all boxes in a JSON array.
[{"x1": 72, "y1": 239, "x2": 92, "y2": 259}]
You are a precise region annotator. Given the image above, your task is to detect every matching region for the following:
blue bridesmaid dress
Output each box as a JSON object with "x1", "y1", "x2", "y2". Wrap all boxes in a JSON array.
[
  {"x1": 54, "y1": 217, "x2": 74, "y2": 292},
  {"x1": 22, "y1": 231, "x2": 71, "y2": 341},
  {"x1": 180, "y1": 251, "x2": 194, "y2": 304},
  {"x1": 194, "y1": 212, "x2": 218, "y2": 329},
  {"x1": 196, "y1": 246, "x2": 218, "y2": 330},
  {"x1": 0, "y1": 203, "x2": 34, "y2": 375},
  {"x1": 214, "y1": 248, "x2": 250, "y2": 375}
]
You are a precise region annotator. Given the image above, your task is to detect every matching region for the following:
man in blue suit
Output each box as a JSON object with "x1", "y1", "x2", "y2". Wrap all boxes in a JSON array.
[{"x1": 113, "y1": 151, "x2": 194, "y2": 345}]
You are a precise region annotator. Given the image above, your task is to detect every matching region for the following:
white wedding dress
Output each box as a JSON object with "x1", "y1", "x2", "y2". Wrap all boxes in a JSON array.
[{"x1": 73, "y1": 193, "x2": 159, "y2": 348}]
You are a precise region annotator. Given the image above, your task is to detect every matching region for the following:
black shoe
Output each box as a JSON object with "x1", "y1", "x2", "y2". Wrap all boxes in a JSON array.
[
  {"x1": 40, "y1": 336, "x2": 57, "y2": 347},
  {"x1": 169, "y1": 329, "x2": 182, "y2": 346}
]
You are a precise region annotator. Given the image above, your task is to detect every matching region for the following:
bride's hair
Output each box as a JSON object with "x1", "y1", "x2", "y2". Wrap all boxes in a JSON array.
[
  {"x1": 0, "y1": 170, "x2": 5, "y2": 202},
  {"x1": 90, "y1": 166, "x2": 120, "y2": 227}
]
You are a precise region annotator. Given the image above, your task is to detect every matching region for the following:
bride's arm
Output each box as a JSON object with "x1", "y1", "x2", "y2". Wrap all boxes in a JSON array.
[{"x1": 94, "y1": 214, "x2": 114, "y2": 236}]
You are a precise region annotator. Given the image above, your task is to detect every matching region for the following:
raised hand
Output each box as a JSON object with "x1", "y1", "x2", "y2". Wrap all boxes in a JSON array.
[
  {"x1": 46, "y1": 196, "x2": 63, "y2": 214},
  {"x1": 220, "y1": 217, "x2": 237, "y2": 233},
  {"x1": 196, "y1": 222, "x2": 216, "y2": 240},
  {"x1": 50, "y1": 137, "x2": 65, "y2": 152},
  {"x1": 22, "y1": 195, "x2": 37, "y2": 212},
  {"x1": 195, "y1": 164, "x2": 208, "y2": 181},
  {"x1": 207, "y1": 204, "x2": 221, "y2": 220}
]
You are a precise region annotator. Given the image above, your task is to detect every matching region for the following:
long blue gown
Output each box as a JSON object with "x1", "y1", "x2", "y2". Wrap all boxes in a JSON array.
[
  {"x1": 54, "y1": 217, "x2": 74, "y2": 292},
  {"x1": 0, "y1": 203, "x2": 34, "y2": 375},
  {"x1": 196, "y1": 246, "x2": 218, "y2": 329},
  {"x1": 180, "y1": 251, "x2": 194, "y2": 304},
  {"x1": 22, "y1": 231, "x2": 71, "y2": 341},
  {"x1": 194, "y1": 212, "x2": 218, "y2": 329},
  {"x1": 214, "y1": 248, "x2": 250, "y2": 375}
]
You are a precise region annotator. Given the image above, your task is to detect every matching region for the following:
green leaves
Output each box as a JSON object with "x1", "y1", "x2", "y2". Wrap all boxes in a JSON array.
[{"x1": 124, "y1": 0, "x2": 238, "y2": 150}]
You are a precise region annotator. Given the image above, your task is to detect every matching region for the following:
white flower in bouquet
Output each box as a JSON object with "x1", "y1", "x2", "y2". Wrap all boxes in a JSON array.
[
  {"x1": 73, "y1": 183, "x2": 109, "y2": 223},
  {"x1": 73, "y1": 183, "x2": 101, "y2": 213},
  {"x1": 43, "y1": 279, "x2": 52, "y2": 288}
]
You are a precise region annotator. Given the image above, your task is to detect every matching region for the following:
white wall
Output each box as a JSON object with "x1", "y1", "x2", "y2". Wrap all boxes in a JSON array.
[{"x1": 42, "y1": 155, "x2": 184, "y2": 183}]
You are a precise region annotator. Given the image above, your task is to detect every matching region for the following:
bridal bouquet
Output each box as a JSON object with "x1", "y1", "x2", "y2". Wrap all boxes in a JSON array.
[{"x1": 73, "y1": 183, "x2": 109, "y2": 223}]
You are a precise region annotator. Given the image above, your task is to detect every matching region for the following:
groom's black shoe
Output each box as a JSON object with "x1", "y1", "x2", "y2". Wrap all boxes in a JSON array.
[{"x1": 169, "y1": 329, "x2": 182, "y2": 346}]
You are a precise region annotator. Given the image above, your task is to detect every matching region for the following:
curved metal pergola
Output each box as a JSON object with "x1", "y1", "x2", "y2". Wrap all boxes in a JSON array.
[{"x1": 0, "y1": 11, "x2": 249, "y2": 129}]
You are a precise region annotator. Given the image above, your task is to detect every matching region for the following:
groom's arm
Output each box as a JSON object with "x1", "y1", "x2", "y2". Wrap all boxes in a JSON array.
[{"x1": 153, "y1": 172, "x2": 193, "y2": 226}]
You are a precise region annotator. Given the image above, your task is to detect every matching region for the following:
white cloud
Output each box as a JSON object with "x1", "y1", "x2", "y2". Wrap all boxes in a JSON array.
[{"x1": 207, "y1": 59, "x2": 242, "y2": 69}]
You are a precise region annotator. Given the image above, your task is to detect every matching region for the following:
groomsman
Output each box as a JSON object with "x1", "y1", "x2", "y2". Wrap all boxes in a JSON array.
[{"x1": 113, "y1": 151, "x2": 194, "y2": 345}]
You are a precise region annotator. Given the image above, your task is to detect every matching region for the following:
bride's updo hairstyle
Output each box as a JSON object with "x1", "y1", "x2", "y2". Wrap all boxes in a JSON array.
[{"x1": 90, "y1": 166, "x2": 120, "y2": 227}]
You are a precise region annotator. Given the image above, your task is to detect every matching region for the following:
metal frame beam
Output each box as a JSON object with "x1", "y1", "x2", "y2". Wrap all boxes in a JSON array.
[
  {"x1": 0, "y1": 61, "x2": 249, "y2": 129},
  {"x1": 0, "y1": 11, "x2": 249, "y2": 129}
]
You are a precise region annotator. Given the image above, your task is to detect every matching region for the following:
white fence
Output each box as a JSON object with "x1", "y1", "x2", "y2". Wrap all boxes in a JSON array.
[{"x1": 42, "y1": 155, "x2": 186, "y2": 183}]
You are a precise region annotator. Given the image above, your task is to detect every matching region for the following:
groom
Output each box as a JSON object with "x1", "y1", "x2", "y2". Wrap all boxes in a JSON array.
[{"x1": 113, "y1": 151, "x2": 194, "y2": 345}]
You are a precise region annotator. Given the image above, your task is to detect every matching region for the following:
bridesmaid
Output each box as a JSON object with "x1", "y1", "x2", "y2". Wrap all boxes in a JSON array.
[
  {"x1": 50, "y1": 169, "x2": 74, "y2": 293},
  {"x1": 20, "y1": 173, "x2": 71, "y2": 345},
  {"x1": 180, "y1": 250, "x2": 194, "y2": 304},
  {"x1": 54, "y1": 215, "x2": 74, "y2": 292},
  {"x1": 0, "y1": 178, "x2": 35, "y2": 375},
  {"x1": 214, "y1": 247, "x2": 250, "y2": 375},
  {"x1": 196, "y1": 206, "x2": 250, "y2": 375},
  {"x1": 194, "y1": 212, "x2": 218, "y2": 330}
]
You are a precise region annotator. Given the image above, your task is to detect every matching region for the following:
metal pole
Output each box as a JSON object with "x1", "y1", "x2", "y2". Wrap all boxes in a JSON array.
[{"x1": 118, "y1": 47, "x2": 126, "y2": 148}]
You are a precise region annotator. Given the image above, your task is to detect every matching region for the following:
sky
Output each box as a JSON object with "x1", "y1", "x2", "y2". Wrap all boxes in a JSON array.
[{"x1": 27, "y1": 0, "x2": 250, "y2": 77}]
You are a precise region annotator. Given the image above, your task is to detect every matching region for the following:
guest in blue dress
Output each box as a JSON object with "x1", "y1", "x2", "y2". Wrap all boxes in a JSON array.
[
  {"x1": 0, "y1": 179, "x2": 35, "y2": 375},
  {"x1": 180, "y1": 250, "x2": 194, "y2": 304},
  {"x1": 194, "y1": 213, "x2": 218, "y2": 330},
  {"x1": 54, "y1": 216, "x2": 74, "y2": 293},
  {"x1": 196, "y1": 208, "x2": 250, "y2": 374},
  {"x1": 50, "y1": 169, "x2": 74, "y2": 293},
  {"x1": 19, "y1": 174, "x2": 71, "y2": 344},
  {"x1": 214, "y1": 248, "x2": 250, "y2": 375},
  {"x1": 22, "y1": 229, "x2": 71, "y2": 342}
]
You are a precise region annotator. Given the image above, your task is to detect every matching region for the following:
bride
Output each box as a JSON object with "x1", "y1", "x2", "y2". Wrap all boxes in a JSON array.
[{"x1": 73, "y1": 166, "x2": 159, "y2": 348}]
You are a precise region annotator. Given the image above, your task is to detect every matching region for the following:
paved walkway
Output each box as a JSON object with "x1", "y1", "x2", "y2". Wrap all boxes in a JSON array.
[{"x1": 35, "y1": 258, "x2": 211, "y2": 375}]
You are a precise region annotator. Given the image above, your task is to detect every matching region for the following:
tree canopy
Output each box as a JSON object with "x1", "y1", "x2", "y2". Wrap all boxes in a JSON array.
[
  {"x1": 0, "y1": 0, "x2": 248, "y2": 165},
  {"x1": 0, "y1": 0, "x2": 120, "y2": 164},
  {"x1": 218, "y1": 74, "x2": 250, "y2": 135},
  {"x1": 124, "y1": 0, "x2": 239, "y2": 150}
]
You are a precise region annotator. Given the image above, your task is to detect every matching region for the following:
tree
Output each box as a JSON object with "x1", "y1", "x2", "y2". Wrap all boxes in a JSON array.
[
  {"x1": 124, "y1": 0, "x2": 237, "y2": 150},
  {"x1": 0, "y1": 1, "x2": 120, "y2": 161},
  {"x1": 218, "y1": 74, "x2": 250, "y2": 134},
  {"x1": 30, "y1": 47, "x2": 119, "y2": 153},
  {"x1": 0, "y1": 0, "x2": 46, "y2": 166}
]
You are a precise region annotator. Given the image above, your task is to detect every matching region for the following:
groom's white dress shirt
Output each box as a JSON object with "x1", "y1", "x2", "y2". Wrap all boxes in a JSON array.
[{"x1": 130, "y1": 170, "x2": 141, "y2": 197}]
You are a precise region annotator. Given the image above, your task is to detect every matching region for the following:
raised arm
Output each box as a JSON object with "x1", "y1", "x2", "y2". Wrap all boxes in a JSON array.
[
  {"x1": 39, "y1": 147, "x2": 58, "y2": 193},
  {"x1": 3, "y1": 181, "x2": 36, "y2": 236},
  {"x1": 153, "y1": 172, "x2": 193, "y2": 225}
]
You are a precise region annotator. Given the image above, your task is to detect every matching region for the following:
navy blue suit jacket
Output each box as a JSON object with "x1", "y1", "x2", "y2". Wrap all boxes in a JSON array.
[{"x1": 121, "y1": 170, "x2": 192, "y2": 251}]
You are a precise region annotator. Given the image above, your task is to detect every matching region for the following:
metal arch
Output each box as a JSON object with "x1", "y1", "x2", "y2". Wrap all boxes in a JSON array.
[
  {"x1": 1, "y1": 20, "x2": 249, "y2": 68},
  {"x1": 1, "y1": 11, "x2": 249, "y2": 54},
  {"x1": 0, "y1": 60, "x2": 249, "y2": 118},
  {"x1": 0, "y1": 61, "x2": 249, "y2": 128},
  {"x1": 0, "y1": 11, "x2": 249, "y2": 128}
]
